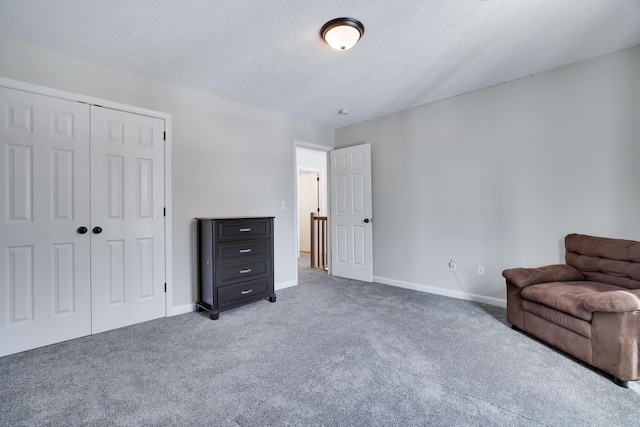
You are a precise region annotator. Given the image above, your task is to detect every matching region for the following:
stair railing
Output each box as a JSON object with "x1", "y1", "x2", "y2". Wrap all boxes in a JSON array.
[{"x1": 310, "y1": 212, "x2": 328, "y2": 271}]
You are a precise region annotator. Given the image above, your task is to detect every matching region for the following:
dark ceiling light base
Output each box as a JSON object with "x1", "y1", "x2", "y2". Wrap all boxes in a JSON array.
[{"x1": 321, "y1": 17, "x2": 365, "y2": 51}]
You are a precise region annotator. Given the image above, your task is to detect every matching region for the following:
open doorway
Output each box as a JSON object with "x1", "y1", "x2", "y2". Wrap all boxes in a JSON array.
[
  {"x1": 298, "y1": 170, "x2": 320, "y2": 256},
  {"x1": 295, "y1": 144, "x2": 329, "y2": 277}
]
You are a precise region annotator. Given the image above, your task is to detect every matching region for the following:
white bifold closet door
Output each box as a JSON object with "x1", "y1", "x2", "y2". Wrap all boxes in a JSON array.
[
  {"x1": 0, "y1": 87, "x2": 165, "y2": 357},
  {"x1": 89, "y1": 106, "x2": 165, "y2": 333},
  {"x1": 0, "y1": 87, "x2": 92, "y2": 356}
]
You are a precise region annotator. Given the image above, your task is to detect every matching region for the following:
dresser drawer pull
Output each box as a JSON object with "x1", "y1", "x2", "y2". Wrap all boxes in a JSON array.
[
  {"x1": 239, "y1": 228, "x2": 251, "y2": 232},
  {"x1": 239, "y1": 268, "x2": 252, "y2": 274},
  {"x1": 240, "y1": 289, "x2": 253, "y2": 295},
  {"x1": 239, "y1": 249, "x2": 252, "y2": 253}
]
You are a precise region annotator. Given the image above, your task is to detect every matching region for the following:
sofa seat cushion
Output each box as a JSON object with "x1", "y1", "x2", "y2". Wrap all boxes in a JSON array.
[
  {"x1": 520, "y1": 281, "x2": 625, "y2": 321},
  {"x1": 521, "y1": 300, "x2": 592, "y2": 338}
]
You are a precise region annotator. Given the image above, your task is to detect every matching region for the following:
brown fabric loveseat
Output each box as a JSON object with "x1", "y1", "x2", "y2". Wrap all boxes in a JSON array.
[{"x1": 503, "y1": 233, "x2": 640, "y2": 387}]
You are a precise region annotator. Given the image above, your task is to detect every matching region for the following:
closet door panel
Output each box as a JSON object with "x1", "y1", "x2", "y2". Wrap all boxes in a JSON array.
[
  {"x1": 90, "y1": 106, "x2": 165, "y2": 333},
  {"x1": 0, "y1": 87, "x2": 91, "y2": 357}
]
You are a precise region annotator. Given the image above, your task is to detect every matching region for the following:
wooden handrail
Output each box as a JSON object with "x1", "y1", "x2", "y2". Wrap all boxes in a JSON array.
[{"x1": 310, "y1": 212, "x2": 328, "y2": 271}]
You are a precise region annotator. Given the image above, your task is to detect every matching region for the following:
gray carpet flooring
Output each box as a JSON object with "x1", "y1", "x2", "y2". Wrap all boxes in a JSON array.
[{"x1": 1, "y1": 256, "x2": 639, "y2": 426}]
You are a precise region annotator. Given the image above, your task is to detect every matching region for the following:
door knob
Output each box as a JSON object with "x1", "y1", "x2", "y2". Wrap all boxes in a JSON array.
[
  {"x1": 77, "y1": 226, "x2": 88, "y2": 234},
  {"x1": 92, "y1": 226, "x2": 103, "y2": 234},
  {"x1": 363, "y1": 218, "x2": 370, "y2": 223}
]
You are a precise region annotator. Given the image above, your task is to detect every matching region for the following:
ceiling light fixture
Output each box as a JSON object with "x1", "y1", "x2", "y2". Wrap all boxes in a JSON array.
[{"x1": 321, "y1": 17, "x2": 365, "y2": 51}]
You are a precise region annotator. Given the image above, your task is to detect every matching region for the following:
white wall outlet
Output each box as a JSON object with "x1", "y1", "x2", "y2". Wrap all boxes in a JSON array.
[
  {"x1": 280, "y1": 201, "x2": 286, "y2": 210},
  {"x1": 477, "y1": 265, "x2": 485, "y2": 276},
  {"x1": 449, "y1": 259, "x2": 457, "y2": 272}
]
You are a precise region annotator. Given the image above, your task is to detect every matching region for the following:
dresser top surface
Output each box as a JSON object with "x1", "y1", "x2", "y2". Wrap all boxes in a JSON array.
[{"x1": 195, "y1": 216, "x2": 275, "y2": 221}]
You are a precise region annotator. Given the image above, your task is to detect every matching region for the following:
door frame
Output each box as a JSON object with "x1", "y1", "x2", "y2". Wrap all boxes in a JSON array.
[
  {"x1": 0, "y1": 76, "x2": 175, "y2": 316},
  {"x1": 293, "y1": 140, "x2": 331, "y2": 285}
]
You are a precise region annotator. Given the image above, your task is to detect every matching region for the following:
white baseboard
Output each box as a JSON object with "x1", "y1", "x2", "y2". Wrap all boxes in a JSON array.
[
  {"x1": 373, "y1": 276, "x2": 506, "y2": 308},
  {"x1": 169, "y1": 303, "x2": 196, "y2": 316},
  {"x1": 276, "y1": 280, "x2": 297, "y2": 291},
  {"x1": 168, "y1": 278, "x2": 501, "y2": 315}
]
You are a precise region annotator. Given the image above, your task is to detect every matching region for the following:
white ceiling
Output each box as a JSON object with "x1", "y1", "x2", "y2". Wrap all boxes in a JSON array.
[{"x1": 1, "y1": 1, "x2": 639, "y2": 128}]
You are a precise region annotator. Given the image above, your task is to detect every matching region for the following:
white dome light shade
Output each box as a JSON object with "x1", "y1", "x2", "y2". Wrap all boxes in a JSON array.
[
  {"x1": 324, "y1": 25, "x2": 360, "y2": 51},
  {"x1": 321, "y1": 18, "x2": 365, "y2": 51}
]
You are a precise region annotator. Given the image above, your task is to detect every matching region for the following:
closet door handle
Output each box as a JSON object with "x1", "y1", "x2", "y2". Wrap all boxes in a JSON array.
[
  {"x1": 92, "y1": 226, "x2": 103, "y2": 234},
  {"x1": 77, "y1": 226, "x2": 88, "y2": 234}
]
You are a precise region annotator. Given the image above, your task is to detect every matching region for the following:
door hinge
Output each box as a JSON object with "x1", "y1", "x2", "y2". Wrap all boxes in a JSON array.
[
  {"x1": 163, "y1": 207, "x2": 166, "y2": 217},
  {"x1": 164, "y1": 283, "x2": 167, "y2": 293},
  {"x1": 317, "y1": 177, "x2": 320, "y2": 182},
  {"x1": 163, "y1": 131, "x2": 166, "y2": 141}
]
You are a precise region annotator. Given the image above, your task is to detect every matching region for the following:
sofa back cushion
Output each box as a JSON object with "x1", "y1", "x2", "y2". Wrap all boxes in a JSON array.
[{"x1": 565, "y1": 234, "x2": 640, "y2": 290}]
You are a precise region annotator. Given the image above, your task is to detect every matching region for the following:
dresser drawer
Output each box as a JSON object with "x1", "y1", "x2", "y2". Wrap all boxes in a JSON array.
[
  {"x1": 216, "y1": 239, "x2": 271, "y2": 264},
  {"x1": 217, "y1": 259, "x2": 271, "y2": 285},
  {"x1": 217, "y1": 278, "x2": 270, "y2": 309},
  {"x1": 216, "y1": 218, "x2": 272, "y2": 241}
]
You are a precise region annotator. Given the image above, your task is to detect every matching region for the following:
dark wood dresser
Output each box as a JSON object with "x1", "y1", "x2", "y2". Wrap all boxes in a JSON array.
[{"x1": 195, "y1": 217, "x2": 276, "y2": 320}]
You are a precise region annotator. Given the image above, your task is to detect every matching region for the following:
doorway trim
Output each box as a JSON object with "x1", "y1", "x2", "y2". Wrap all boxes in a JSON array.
[
  {"x1": 293, "y1": 140, "x2": 332, "y2": 286},
  {"x1": 0, "y1": 76, "x2": 176, "y2": 316}
]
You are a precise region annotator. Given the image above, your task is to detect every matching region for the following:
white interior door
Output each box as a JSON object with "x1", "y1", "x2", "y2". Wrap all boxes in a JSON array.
[
  {"x1": 330, "y1": 143, "x2": 373, "y2": 282},
  {"x1": 0, "y1": 87, "x2": 92, "y2": 356},
  {"x1": 90, "y1": 106, "x2": 165, "y2": 333},
  {"x1": 298, "y1": 171, "x2": 319, "y2": 253}
]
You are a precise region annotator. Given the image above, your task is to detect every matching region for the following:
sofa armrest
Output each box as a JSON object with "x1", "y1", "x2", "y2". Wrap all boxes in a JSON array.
[
  {"x1": 502, "y1": 264, "x2": 585, "y2": 289},
  {"x1": 592, "y1": 311, "x2": 640, "y2": 380},
  {"x1": 584, "y1": 290, "x2": 640, "y2": 313}
]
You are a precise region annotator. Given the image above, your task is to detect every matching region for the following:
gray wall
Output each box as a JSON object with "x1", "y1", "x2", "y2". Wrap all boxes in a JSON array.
[
  {"x1": 336, "y1": 45, "x2": 640, "y2": 302},
  {"x1": 0, "y1": 35, "x2": 335, "y2": 312},
  {"x1": 3, "y1": 33, "x2": 638, "y2": 308}
]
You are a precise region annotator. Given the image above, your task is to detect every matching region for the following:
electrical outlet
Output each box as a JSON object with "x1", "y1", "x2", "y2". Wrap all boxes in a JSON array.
[
  {"x1": 449, "y1": 259, "x2": 457, "y2": 272},
  {"x1": 477, "y1": 265, "x2": 485, "y2": 276}
]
